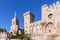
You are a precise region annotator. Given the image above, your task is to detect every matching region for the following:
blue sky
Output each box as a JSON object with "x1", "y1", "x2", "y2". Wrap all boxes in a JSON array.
[{"x1": 0, "y1": 0, "x2": 59, "y2": 32}]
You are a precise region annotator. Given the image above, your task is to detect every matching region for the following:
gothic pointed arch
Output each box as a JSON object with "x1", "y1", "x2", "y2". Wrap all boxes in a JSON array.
[
  {"x1": 46, "y1": 22, "x2": 54, "y2": 33},
  {"x1": 46, "y1": 22, "x2": 54, "y2": 27}
]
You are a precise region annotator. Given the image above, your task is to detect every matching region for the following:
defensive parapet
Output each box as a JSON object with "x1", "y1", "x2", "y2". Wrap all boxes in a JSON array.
[
  {"x1": 42, "y1": 1, "x2": 60, "y2": 10},
  {"x1": 42, "y1": 1, "x2": 60, "y2": 21}
]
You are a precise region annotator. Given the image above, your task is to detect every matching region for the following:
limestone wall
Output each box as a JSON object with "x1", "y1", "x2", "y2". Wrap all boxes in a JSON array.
[
  {"x1": 54, "y1": 36, "x2": 60, "y2": 40},
  {"x1": 11, "y1": 39, "x2": 21, "y2": 40}
]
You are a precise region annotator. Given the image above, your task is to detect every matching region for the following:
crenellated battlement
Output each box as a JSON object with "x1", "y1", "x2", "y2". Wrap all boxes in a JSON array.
[
  {"x1": 42, "y1": 1, "x2": 60, "y2": 22},
  {"x1": 42, "y1": 1, "x2": 60, "y2": 10}
]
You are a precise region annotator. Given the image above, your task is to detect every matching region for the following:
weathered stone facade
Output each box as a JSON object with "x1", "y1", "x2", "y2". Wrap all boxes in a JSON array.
[
  {"x1": 1, "y1": 1, "x2": 60, "y2": 40},
  {"x1": 0, "y1": 32, "x2": 10, "y2": 40},
  {"x1": 23, "y1": 1, "x2": 60, "y2": 40}
]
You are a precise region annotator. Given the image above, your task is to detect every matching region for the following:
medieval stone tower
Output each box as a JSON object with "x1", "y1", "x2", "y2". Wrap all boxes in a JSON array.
[
  {"x1": 23, "y1": 11, "x2": 35, "y2": 34},
  {"x1": 9, "y1": 12, "x2": 19, "y2": 35}
]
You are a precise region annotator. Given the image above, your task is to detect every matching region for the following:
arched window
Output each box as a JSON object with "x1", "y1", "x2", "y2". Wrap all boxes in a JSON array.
[
  {"x1": 48, "y1": 14, "x2": 53, "y2": 19},
  {"x1": 10, "y1": 32, "x2": 12, "y2": 34}
]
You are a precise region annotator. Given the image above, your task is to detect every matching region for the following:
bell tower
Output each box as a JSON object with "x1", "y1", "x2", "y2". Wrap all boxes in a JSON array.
[{"x1": 9, "y1": 11, "x2": 19, "y2": 35}]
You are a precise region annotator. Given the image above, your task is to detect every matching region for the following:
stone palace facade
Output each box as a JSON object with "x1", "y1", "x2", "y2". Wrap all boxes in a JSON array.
[
  {"x1": 1, "y1": 1, "x2": 60, "y2": 40},
  {"x1": 23, "y1": 1, "x2": 60, "y2": 40}
]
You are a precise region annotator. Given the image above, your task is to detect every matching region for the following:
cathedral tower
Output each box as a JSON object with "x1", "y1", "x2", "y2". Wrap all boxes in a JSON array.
[{"x1": 9, "y1": 12, "x2": 19, "y2": 35}]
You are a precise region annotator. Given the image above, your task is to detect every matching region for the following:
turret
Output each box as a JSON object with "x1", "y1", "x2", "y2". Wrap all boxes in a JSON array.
[{"x1": 42, "y1": 4, "x2": 48, "y2": 22}]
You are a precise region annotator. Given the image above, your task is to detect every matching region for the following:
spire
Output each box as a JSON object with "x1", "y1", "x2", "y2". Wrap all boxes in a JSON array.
[{"x1": 14, "y1": 11, "x2": 16, "y2": 18}]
